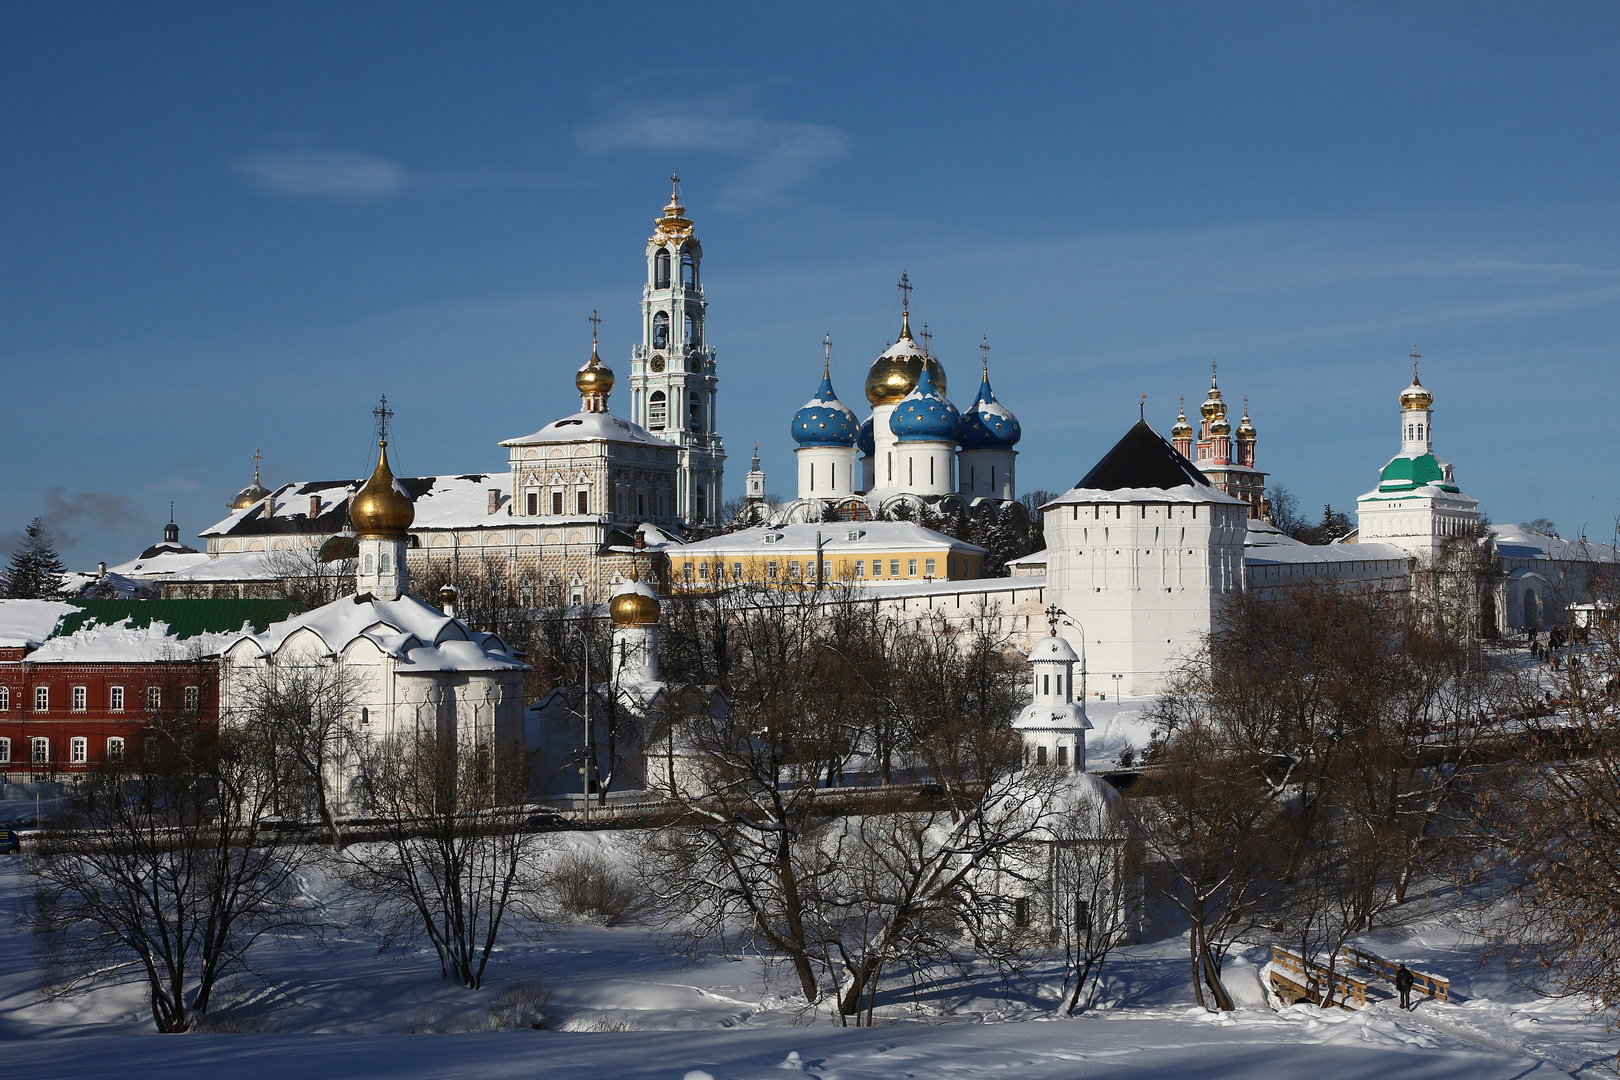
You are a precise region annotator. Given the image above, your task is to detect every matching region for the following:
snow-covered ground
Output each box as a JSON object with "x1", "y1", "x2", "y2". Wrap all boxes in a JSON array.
[{"x1": 0, "y1": 824, "x2": 1613, "y2": 1079}]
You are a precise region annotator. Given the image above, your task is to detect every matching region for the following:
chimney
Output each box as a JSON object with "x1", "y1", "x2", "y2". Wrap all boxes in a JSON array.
[
  {"x1": 488, "y1": 489, "x2": 502, "y2": 515},
  {"x1": 97, "y1": 561, "x2": 107, "y2": 578},
  {"x1": 264, "y1": 493, "x2": 275, "y2": 518},
  {"x1": 309, "y1": 495, "x2": 322, "y2": 519},
  {"x1": 634, "y1": 528, "x2": 646, "y2": 550},
  {"x1": 439, "y1": 584, "x2": 458, "y2": 618}
]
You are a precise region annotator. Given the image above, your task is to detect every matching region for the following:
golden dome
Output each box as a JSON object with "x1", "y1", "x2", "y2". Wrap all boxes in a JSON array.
[
  {"x1": 865, "y1": 312, "x2": 948, "y2": 405},
  {"x1": 350, "y1": 441, "x2": 415, "y2": 538},
  {"x1": 1199, "y1": 363, "x2": 1225, "y2": 420},
  {"x1": 576, "y1": 345, "x2": 615, "y2": 398},
  {"x1": 1210, "y1": 416, "x2": 1231, "y2": 437},
  {"x1": 1400, "y1": 377, "x2": 1433, "y2": 411},
  {"x1": 230, "y1": 453, "x2": 270, "y2": 510},
  {"x1": 1236, "y1": 400, "x2": 1256, "y2": 440},
  {"x1": 610, "y1": 572, "x2": 661, "y2": 626},
  {"x1": 1170, "y1": 398, "x2": 1194, "y2": 439}
]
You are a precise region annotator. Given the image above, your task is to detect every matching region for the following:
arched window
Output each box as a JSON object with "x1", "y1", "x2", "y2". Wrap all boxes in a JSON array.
[
  {"x1": 684, "y1": 311, "x2": 696, "y2": 345},
  {"x1": 653, "y1": 312, "x2": 668, "y2": 350},
  {"x1": 648, "y1": 391, "x2": 667, "y2": 430},
  {"x1": 1417, "y1": 424, "x2": 1423, "y2": 440},
  {"x1": 654, "y1": 248, "x2": 671, "y2": 289},
  {"x1": 681, "y1": 249, "x2": 695, "y2": 288},
  {"x1": 689, "y1": 391, "x2": 702, "y2": 431},
  {"x1": 1407, "y1": 425, "x2": 1413, "y2": 439}
]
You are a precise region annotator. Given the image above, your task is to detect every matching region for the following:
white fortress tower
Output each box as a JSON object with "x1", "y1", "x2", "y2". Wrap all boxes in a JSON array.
[
  {"x1": 1044, "y1": 419, "x2": 1248, "y2": 697},
  {"x1": 1355, "y1": 353, "x2": 1479, "y2": 563},
  {"x1": 628, "y1": 176, "x2": 725, "y2": 527}
]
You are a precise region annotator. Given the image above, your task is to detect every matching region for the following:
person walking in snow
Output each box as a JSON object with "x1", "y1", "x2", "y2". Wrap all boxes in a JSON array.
[{"x1": 1395, "y1": 964, "x2": 1415, "y2": 1010}]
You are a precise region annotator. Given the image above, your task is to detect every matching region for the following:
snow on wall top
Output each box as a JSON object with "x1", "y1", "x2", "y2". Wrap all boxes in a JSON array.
[
  {"x1": 233, "y1": 593, "x2": 527, "y2": 673},
  {"x1": 0, "y1": 600, "x2": 78, "y2": 649}
]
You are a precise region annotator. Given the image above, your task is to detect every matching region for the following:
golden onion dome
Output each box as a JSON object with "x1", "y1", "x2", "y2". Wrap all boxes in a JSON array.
[
  {"x1": 350, "y1": 440, "x2": 415, "y2": 538},
  {"x1": 1400, "y1": 377, "x2": 1433, "y2": 411},
  {"x1": 576, "y1": 345, "x2": 615, "y2": 398},
  {"x1": 1236, "y1": 414, "x2": 1256, "y2": 440},
  {"x1": 610, "y1": 572, "x2": 661, "y2": 626},
  {"x1": 1210, "y1": 416, "x2": 1232, "y2": 437},
  {"x1": 1170, "y1": 399, "x2": 1194, "y2": 440},
  {"x1": 231, "y1": 480, "x2": 270, "y2": 511},
  {"x1": 865, "y1": 312, "x2": 948, "y2": 406}
]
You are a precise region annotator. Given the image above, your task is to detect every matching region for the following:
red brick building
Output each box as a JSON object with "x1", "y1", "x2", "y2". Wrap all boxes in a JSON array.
[{"x1": 0, "y1": 598, "x2": 295, "y2": 781}]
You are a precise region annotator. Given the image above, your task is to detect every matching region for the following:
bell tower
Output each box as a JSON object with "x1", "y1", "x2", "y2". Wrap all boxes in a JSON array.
[{"x1": 629, "y1": 175, "x2": 726, "y2": 528}]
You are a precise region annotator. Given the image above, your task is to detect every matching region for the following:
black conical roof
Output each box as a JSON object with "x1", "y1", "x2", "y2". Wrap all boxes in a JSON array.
[{"x1": 1074, "y1": 420, "x2": 1215, "y2": 491}]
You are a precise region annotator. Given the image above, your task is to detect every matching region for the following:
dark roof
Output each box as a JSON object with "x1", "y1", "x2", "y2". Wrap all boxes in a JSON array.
[
  {"x1": 52, "y1": 599, "x2": 300, "y2": 641},
  {"x1": 136, "y1": 541, "x2": 200, "y2": 560},
  {"x1": 1073, "y1": 420, "x2": 1216, "y2": 492}
]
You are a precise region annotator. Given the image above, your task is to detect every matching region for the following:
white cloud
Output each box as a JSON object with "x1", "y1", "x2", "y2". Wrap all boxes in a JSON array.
[
  {"x1": 232, "y1": 150, "x2": 406, "y2": 198},
  {"x1": 580, "y1": 108, "x2": 852, "y2": 199}
]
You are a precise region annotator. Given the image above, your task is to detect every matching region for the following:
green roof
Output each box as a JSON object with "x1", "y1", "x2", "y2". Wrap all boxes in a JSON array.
[
  {"x1": 51, "y1": 599, "x2": 299, "y2": 641},
  {"x1": 1377, "y1": 453, "x2": 1458, "y2": 494}
]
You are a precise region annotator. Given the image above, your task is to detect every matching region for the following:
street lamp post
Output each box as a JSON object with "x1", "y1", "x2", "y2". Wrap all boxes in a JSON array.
[{"x1": 1043, "y1": 604, "x2": 1088, "y2": 700}]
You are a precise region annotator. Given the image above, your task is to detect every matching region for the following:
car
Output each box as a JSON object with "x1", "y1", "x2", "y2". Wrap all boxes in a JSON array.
[
  {"x1": 522, "y1": 813, "x2": 576, "y2": 833},
  {"x1": 912, "y1": 784, "x2": 946, "y2": 800}
]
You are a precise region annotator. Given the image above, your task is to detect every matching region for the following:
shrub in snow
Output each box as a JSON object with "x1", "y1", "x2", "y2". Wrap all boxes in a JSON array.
[{"x1": 549, "y1": 850, "x2": 653, "y2": 926}]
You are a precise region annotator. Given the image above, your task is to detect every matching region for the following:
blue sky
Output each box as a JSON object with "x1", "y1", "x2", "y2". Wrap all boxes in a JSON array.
[{"x1": 3, "y1": 2, "x2": 1618, "y2": 562}]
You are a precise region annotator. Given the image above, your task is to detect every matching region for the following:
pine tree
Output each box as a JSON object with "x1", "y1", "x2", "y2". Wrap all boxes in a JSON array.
[{"x1": 5, "y1": 518, "x2": 68, "y2": 598}]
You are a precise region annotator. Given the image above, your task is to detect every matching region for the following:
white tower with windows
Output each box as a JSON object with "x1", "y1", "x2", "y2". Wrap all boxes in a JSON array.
[
  {"x1": 1013, "y1": 609, "x2": 1093, "y2": 771},
  {"x1": 629, "y1": 175, "x2": 725, "y2": 528}
]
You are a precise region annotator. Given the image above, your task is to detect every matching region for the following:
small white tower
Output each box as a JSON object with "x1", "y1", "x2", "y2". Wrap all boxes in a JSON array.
[
  {"x1": 1013, "y1": 607, "x2": 1093, "y2": 771},
  {"x1": 351, "y1": 396, "x2": 415, "y2": 602},
  {"x1": 609, "y1": 571, "x2": 661, "y2": 687}
]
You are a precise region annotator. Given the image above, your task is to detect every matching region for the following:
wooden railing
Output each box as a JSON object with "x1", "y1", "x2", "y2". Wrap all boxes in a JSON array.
[
  {"x1": 1338, "y1": 945, "x2": 1450, "y2": 1004},
  {"x1": 1269, "y1": 946, "x2": 1368, "y2": 1010}
]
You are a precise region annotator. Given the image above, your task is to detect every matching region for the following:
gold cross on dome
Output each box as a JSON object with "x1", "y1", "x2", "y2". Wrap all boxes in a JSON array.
[
  {"x1": 373, "y1": 395, "x2": 393, "y2": 443},
  {"x1": 1410, "y1": 346, "x2": 1421, "y2": 378},
  {"x1": 589, "y1": 309, "x2": 601, "y2": 345},
  {"x1": 823, "y1": 333, "x2": 832, "y2": 375},
  {"x1": 252, "y1": 448, "x2": 262, "y2": 481},
  {"x1": 897, "y1": 271, "x2": 912, "y2": 312},
  {"x1": 980, "y1": 336, "x2": 990, "y2": 374},
  {"x1": 920, "y1": 323, "x2": 931, "y2": 356}
]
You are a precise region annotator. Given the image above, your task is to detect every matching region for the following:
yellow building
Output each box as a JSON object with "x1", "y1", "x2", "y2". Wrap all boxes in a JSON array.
[{"x1": 673, "y1": 521, "x2": 985, "y2": 588}]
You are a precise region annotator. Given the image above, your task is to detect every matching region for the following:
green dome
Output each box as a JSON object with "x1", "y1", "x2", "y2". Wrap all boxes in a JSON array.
[{"x1": 1378, "y1": 453, "x2": 1458, "y2": 493}]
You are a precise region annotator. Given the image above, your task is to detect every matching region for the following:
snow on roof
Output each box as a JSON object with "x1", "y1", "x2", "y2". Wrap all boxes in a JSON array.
[
  {"x1": 0, "y1": 600, "x2": 78, "y2": 649},
  {"x1": 1006, "y1": 547, "x2": 1047, "y2": 568},
  {"x1": 235, "y1": 593, "x2": 526, "y2": 673},
  {"x1": 108, "y1": 549, "x2": 214, "y2": 578},
  {"x1": 1028, "y1": 633, "x2": 1079, "y2": 663},
  {"x1": 162, "y1": 550, "x2": 289, "y2": 583},
  {"x1": 500, "y1": 411, "x2": 669, "y2": 448},
  {"x1": 1046, "y1": 485, "x2": 1247, "y2": 507},
  {"x1": 678, "y1": 521, "x2": 985, "y2": 556},
  {"x1": 27, "y1": 618, "x2": 243, "y2": 663},
  {"x1": 1492, "y1": 524, "x2": 1620, "y2": 563},
  {"x1": 1012, "y1": 701, "x2": 1093, "y2": 732}
]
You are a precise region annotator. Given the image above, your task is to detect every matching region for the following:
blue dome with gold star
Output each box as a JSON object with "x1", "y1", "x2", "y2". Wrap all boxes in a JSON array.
[
  {"x1": 890, "y1": 366, "x2": 961, "y2": 443},
  {"x1": 857, "y1": 416, "x2": 874, "y2": 456},
  {"x1": 791, "y1": 370, "x2": 859, "y2": 448},
  {"x1": 957, "y1": 369, "x2": 1021, "y2": 449}
]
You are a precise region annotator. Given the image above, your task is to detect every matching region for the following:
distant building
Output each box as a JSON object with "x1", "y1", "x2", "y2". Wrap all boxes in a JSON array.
[{"x1": 673, "y1": 521, "x2": 986, "y2": 589}]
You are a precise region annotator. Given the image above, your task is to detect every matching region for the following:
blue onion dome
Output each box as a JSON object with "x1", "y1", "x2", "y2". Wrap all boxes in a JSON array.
[
  {"x1": 791, "y1": 367, "x2": 859, "y2": 447},
  {"x1": 956, "y1": 367, "x2": 1021, "y2": 449},
  {"x1": 890, "y1": 365, "x2": 961, "y2": 443},
  {"x1": 857, "y1": 416, "x2": 874, "y2": 457}
]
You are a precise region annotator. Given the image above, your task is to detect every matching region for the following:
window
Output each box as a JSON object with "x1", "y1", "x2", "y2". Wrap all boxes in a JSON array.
[
  {"x1": 682, "y1": 563, "x2": 693, "y2": 582},
  {"x1": 552, "y1": 491, "x2": 564, "y2": 515},
  {"x1": 527, "y1": 492, "x2": 539, "y2": 516},
  {"x1": 71, "y1": 738, "x2": 87, "y2": 764},
  {"x1": 185, "y1": 686, "x2": 200, "y2": 712},
  {"x1": 34, "y1": 686, "x2": 48, "y2": 712},
  {"x1": 379, "y1": 551, "x2": 390, "y2": 574},
  {"x1": 767, "y1": 561, "x2": 779, "y2": 581},
  {"x1": 0, "y1": 686, "x2": 7, "y2": 711},
  {"x1": 637, "y1": 493, "x2": 647, "y2": 516},
  {"x1": 32, "y1": 738, "x2": 49, "y2": 764},
  {"x1": 1056, "y1": 673, "x2": 1063, "y2": 697},
  {"x1": 689, "y1": 391, "x2": 702, "y2": 431},
  {"x1": 654, "y1": 248, "x2": 671, "y2": 289},
  {"x1": 1057, "y1": 745, "x2": 1069, "y2": 767},
  {"x1": 146, "y1": 686, "x2": 161, "y2": 711},
  {"x1": 1036, "y1": 746, "x2": 1047, "y2": 766},
  {"x1": 71, "y1": 686, "x2": 86, "y2": 711},
  {"x1": 364, "y1": 553, "x2": 374, "y2": 574},
  {"x1": 1013, "y1": 897, "x2": 1030, "y2": 927},
  {"x1": 648, "y1": 391, "x2": 667, "y2": 430},
  {"x1": 577, "y1": 490, "x2": 589, "y2": 515},
  {"x1": 109, "y1": 686, "x2": 124, "y2": 712},
  {"x1": 822, "y1": 561, "x2": 831, "y2": 579},
  {"x1": 680, "y1": 249, "x2": 695, "y2": 288},
  {"x1": 871, "y1": 559, "x2": 882, "y2": 578},
  {"x1": 908, "y1": 559, "x2": 918, "y2": 577},
  {"x1": 732, "y1": 563, "x2": 742, "y2": 581},
  {"x1": 789, "y1": 561, "x2": 800, "y2": 579},
  {"x1": 855, "y1": 560, "x2": 865, "y2": 577},
  {"x1": 653, "y1": 311, "x2": 669, "y2": 349},
  {"x1": 925, "y1": 559, "x2": 935, "y2": 577},
  {"x1": 890, "y1": 560, "x2": 900, "y2": 577},
  {"x1": 360, "y1": 707, "x2": 369, "y2": 726},
  {"x1": 1043, "y1": 674, "x2": 1050, "y2": 695},
  {"x1": 684, "y1": 311, "x2": 696, "y2": 345},
  {"x1": 144, "y1": 736, "x2": 159, "y2": 760},
  {"x1": 0, "y1": 738, "x2": 8, "y2": 763},
  {"x1": 106, "y1": 737, "x2": 123, "y2": 761},
  {"x1": 698, "y1": 562, "x2": 709, "y2": 581}
]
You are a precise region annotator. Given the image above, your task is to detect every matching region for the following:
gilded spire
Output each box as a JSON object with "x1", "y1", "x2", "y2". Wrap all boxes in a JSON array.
[
  {"x1": 576, "y1": 310, "x2": 615, "y2": 411},
  {"x1": 351, "y1": 400, "x2": 414, "y2": 538}
]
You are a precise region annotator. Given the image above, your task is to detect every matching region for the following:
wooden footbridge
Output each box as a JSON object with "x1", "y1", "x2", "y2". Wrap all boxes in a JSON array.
[{"x1": 1269, "y1": 944, "x2": 1449, "y2": 1010}]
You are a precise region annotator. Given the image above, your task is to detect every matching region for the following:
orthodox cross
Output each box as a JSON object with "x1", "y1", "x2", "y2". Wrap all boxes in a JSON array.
[
  {"x1": 1044, "y1": 603, "x2": 1063, "y2": 636},
  {"x1": 920, "y1": 323, "x2": 931, "y2": 357},
  {"x1": 589, "y1": 309, "x2": 601, "y2": 347},
  {"x1": 1211, "y1": 359, "x2": 1218, "y2": 385},
  {"x1": 897, "y1": 270, "x2": 912, "y2": 313},
  {"x1": 1410, "y1": 346, "x2": 1421, "y2": 379},
  {"x1": 669, "y1": 172, "x2": 680, "y2": 202},
  {"x1": 823, "y1": 333, "x2": 832, "y2": 375},
  {"x1": 251, "y1": 448, "x2": 262, "y2": 481},
  {"x1": 980, "y1": 336, "x2": 990, "y2": 375},
  {"x1": 373, "y1": 395, "x2": 393, "y2": 444}
]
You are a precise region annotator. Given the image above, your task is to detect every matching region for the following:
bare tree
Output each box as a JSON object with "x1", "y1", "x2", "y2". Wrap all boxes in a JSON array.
[
  {"x1": 344, "y1": 728, "x2": 545, "y2": 989},
  {"x1": 231, "y1": 657, "x2": 365, "y2": 848},
  {"x1": 22, "y1": 720, "x2": 316, "y2": 1032},
  {"x1": 1050, "y1": 797, "x2": 1137, "y2": 1014},
  {"x1": 263, "y1": 543, "x2": 356, "y2": 610}
]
